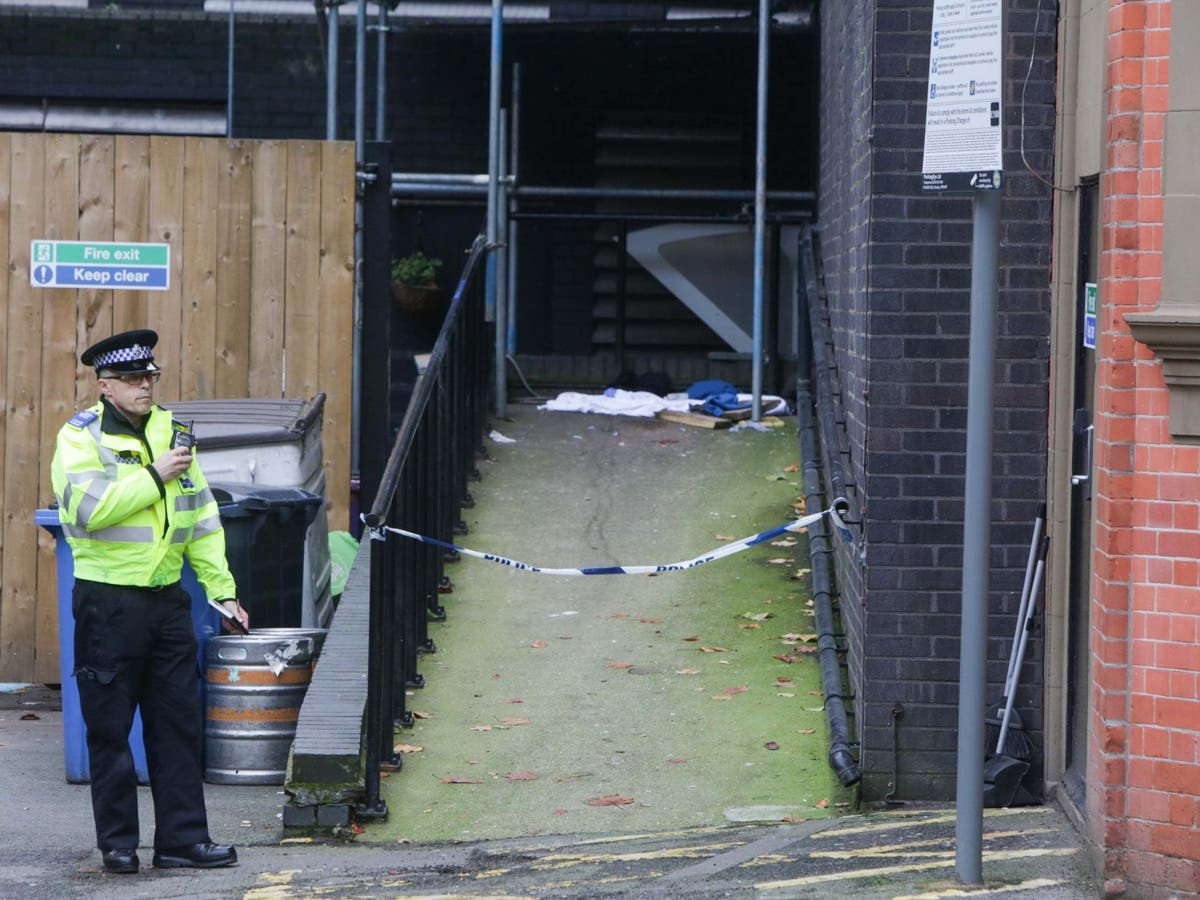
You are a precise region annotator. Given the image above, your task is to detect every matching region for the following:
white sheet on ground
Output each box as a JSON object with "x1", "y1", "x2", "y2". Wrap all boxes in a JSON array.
[
  {"x1": 538, "y1": 390, "x2": 695, "y2": 417},
  {"x1": 539, "y1": 390, "x2": 790, "y2": 418}
]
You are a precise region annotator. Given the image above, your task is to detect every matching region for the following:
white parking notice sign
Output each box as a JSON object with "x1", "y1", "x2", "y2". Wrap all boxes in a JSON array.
[{"x1": 921, "y1": 0, "x2": 1004, "y2": 191}]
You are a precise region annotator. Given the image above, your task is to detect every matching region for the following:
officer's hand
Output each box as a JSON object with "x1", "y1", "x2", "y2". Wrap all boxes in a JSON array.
[
  {"x1": 221, "y1": 600, "x2": 250, "y2": 634},
  {"x1": 152, "y1": 447, "x2": 192, "y2": 483}
]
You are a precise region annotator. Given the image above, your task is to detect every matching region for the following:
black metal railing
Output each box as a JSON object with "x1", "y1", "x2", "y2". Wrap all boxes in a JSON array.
[{"x1": 360, "y1": 233, "x2": 492, "y2": 815}]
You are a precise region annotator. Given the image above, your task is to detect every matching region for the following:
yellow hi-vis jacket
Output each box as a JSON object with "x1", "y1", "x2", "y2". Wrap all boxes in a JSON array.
[{"x1": 51, "y1": 400, "x2": 237, "y2": 602}]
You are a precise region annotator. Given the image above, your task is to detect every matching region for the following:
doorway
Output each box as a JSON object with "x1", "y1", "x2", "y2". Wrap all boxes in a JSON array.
[{"x1": 1062, "y1": 176, "x2": 1099, "y2": 810}]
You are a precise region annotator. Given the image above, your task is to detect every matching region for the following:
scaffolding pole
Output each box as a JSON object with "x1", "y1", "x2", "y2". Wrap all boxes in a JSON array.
[{"x1": 751, "y1": 0, "x2": 769, "y2": 421}]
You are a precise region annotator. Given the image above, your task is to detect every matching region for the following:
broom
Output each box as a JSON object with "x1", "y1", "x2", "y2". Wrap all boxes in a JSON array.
[{"x1": 985, "y1": 504, "x2": 1046, "y2": 761}]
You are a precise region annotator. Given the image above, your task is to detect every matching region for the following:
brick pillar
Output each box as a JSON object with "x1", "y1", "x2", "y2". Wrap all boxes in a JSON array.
[{"x1": 1092, "y1": 2, "x2": 1199, "y2": 895}]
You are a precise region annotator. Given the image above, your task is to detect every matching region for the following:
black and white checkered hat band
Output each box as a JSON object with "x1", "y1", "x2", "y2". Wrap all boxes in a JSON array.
[{"x1": 93, "y1": 344, "x2": 154, "y2": 368}]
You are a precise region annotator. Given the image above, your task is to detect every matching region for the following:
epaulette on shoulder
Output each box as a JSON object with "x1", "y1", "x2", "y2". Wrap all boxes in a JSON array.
[{"x1": 67, "y1": 410, "x2": 99, "y2": 429}]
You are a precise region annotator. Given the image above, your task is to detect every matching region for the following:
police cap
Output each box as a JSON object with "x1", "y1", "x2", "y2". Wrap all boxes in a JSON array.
[{"x1": 81, "y1": 329, "x2": 161, "y2": 375}]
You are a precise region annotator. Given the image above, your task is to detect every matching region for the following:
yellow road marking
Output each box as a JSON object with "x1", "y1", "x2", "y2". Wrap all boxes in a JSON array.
[
  {"x1": 538, "y1": 871, "x2": 666, "y2": 890},
  {"x1": 242, "y1": 869, "x2": 304, "y2": 899},
  {"x1": 531, "y1": 841, "x2": 743, "y2": 871},
  {"x1": 500, "y1": 825, "x2": 731, "y2": 854},
  {"x1": 812, "y1": 807, "x2": 1052, "y2": 839},
  {"x1": 755, "y1": 847, "x2": 1078, "y2": 890},
  {"x1": 473, "y1": 867, "x2": 512, "y2": 879},
  {"x1": 893, "y1": 877, "x2": 1066, "y2": 899},
  {"x1": 807, "y1": 828, "x2": 1056, "y2": 859}
]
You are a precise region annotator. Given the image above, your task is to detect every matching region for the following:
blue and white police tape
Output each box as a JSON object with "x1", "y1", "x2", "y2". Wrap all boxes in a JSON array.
[{"x1": 370, "y1": 502, "x2": 851, "y2": 576}]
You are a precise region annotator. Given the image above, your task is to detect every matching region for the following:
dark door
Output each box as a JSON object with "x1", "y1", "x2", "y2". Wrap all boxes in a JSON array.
[{"x1": 1063, "y1": 177, "x2": 1099, "y2": 809}]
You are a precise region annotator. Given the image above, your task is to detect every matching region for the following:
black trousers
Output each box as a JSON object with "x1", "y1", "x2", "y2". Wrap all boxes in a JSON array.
[{"x1": 73, "y1": 579, "x2": 211, "y2": 852}]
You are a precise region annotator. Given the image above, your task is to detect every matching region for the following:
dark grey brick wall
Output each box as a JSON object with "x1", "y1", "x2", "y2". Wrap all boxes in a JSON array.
[
  {"x1": 819, "y1": 0, "x2": 1055, "y2": 800},
  {"x1": 817, "y1": 0, "x2": 874, "y2": 776}
]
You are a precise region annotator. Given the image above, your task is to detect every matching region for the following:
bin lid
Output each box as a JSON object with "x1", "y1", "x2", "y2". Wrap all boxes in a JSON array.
[
  {"x1": 209, "y1": 481, "x2": 324, "y2": 517},
  {"x1": 165, "y1": 395, "x2": 324, "y2": 450}
]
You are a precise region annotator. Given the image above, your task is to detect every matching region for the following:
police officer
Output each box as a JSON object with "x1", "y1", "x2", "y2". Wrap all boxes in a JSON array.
[{"x1": 51, "y1": 330, "x2": 250, "y2": 875}]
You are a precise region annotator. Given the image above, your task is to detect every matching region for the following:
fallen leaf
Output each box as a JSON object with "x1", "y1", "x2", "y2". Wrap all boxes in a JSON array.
[
  {"x1": 439, "y1": 776, "x2": 485, "y2": 784},
  {"x1": 766, "y1": 557, "x2": 792, "y2": 565},
  {"x1": 411, "y1": 710, "x2": 433, "y2": 719},
  {"x1": 739, "y1": 623, "x2": 762, "y2": 630},
  {"x1": 797, "y1": 728, "x2": 817, "y2": 734},
  {"x1": 20, "y1": 713, "x2": 40, "y2": 721},
  {"x1": 798, "y1": 634, "x2": 818, "y2": 642},
  {"x1": 714, "y1": 534, "x2": 734, "y2": 541},
  {"x1": 711, "y1": 694, "x2": 732, "y2": 701},
  {"x1": 773, "y1": 654, "x2": 799, "y2": 664},
  {"x1": 764, "y1": 741, "x2": 780, "y2": 750},
  {"x1": 470, "y1": 725, "x2": 493, "y2": 732},
  {"x1": 505, "y1": 771, "x2": 538, "y2": 781},
  {"x1": 393, "y1": 743, "x2": 424, "y2": 753},
  {"x1": 555, "y1": 808, "x2": 569, "y2": 814},
  {"x1": 530, "y1": 640, "x2": 548, "y2": 649},
  {"x1": 721, "y1": 686, "x2": 749, "y2": 695},
  {"x1": 770, "y1": 538, "x2": 798, "y2": 547},
  {"x1": 777, "y1": 692, "x2": 796, "y2": 698},
  {"x1": 607, "y1": 661, "x2": 635, "y2": 669},
  {"x1": 658, "y1": 438, "x2": 680, "y2": 445},
  {"x1": 793, "y1": 497, "x2": 808, "y2": 513},
  {"x1": 675, "y1": 668, "x2": 701, "y2": 675},
  {"x1": 814, "y1": 798, "x2": 829, "y2": 809},
  {"x1": 667, "y1": 757, "x2": 688, "y2": 764},
  {"x1": 783, "y1": 462, "x2": 800, "y2": 473},
  {"x1": 501, "y1": 698, "x2": 525, "y2": 704},
  {"x1": 611, "y1": 613, "x2": 630, "y2": 619},
  {"x1": 500, "y1": 717, "x2": 531, "y2": 726},
  {"x1": 640, "y1": 617, "x2": 662, "y2": 624},
  {"x1": 808, "y1": 690, "x2": 824, "y2": 696},
  {"x1": 781, "y1": 816, "x2": 808, "y2": 823},
  {"x1": 775, "y1": 676, "x2": 794, "y2": 684},
  {"x1": 699, "y1": 646, "x2": 729, "y2": 653},
  {"x1": 682, "y1": 635, "x2": 701, "y2": 642},
  {"x1": 587, "y1": 795, "x2": 635, "y2": 807},
  {"x1": 781, "y1": 633, "x2": 805, "y2": 643}
]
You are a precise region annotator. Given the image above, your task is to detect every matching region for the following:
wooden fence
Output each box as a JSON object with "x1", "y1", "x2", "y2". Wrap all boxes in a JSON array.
[{"x1": 0, "y1": 133, "x2": 356, "y2": 683}]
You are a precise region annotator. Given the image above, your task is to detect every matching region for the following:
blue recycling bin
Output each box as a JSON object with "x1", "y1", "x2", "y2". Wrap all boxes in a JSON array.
[{"x1": 37, "y1": 509, "x2": 221, "y2": 784}]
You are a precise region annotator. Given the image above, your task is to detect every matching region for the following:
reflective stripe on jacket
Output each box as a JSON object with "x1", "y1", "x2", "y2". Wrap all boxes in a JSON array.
[{"x1": 51, "y1": 400, "x2": 237, "y2": 601}]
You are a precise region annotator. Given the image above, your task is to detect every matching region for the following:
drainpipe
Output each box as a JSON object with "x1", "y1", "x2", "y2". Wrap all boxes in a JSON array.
[{"x1": 796, "y1": 258, "x2": 861, "y2": 789}]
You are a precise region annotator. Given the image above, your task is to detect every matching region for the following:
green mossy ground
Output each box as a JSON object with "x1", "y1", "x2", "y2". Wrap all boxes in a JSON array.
[{"x1": 366, "y1": 403, "x2": 855, "y2": 843}]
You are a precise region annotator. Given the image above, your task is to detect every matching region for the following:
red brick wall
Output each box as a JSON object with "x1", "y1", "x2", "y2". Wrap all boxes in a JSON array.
[{"x1": 1093, "y1": 1, "x2": 1200, "y2": 894}]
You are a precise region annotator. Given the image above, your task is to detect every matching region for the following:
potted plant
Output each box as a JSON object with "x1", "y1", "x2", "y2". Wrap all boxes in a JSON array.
[{"x1": 390, "y1": 251, "x2": 444, "y2": 316}]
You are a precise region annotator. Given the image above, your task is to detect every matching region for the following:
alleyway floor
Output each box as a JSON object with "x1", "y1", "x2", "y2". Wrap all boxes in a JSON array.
[{"x1": 370, "y1": 401, "x2": 854, "y2": 842}]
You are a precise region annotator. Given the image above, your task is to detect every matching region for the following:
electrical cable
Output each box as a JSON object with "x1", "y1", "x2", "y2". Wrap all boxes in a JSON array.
[
  {"x1": 506, "y1": 354, "x2": 546, "y2": 400},
  {"x1": 1020, "y1": 0, "x2": 1073, "y2": 194}
]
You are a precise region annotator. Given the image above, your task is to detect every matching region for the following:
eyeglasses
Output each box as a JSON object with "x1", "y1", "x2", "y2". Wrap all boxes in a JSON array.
[{"x1": 107, "y1": 371, "x2": 162, "y2": 386}]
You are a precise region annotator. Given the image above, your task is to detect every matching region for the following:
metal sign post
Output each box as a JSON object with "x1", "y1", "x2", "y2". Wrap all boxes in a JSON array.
[{"x1": 920, "y1": 0, "x2": 1005, "y2": 885}]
